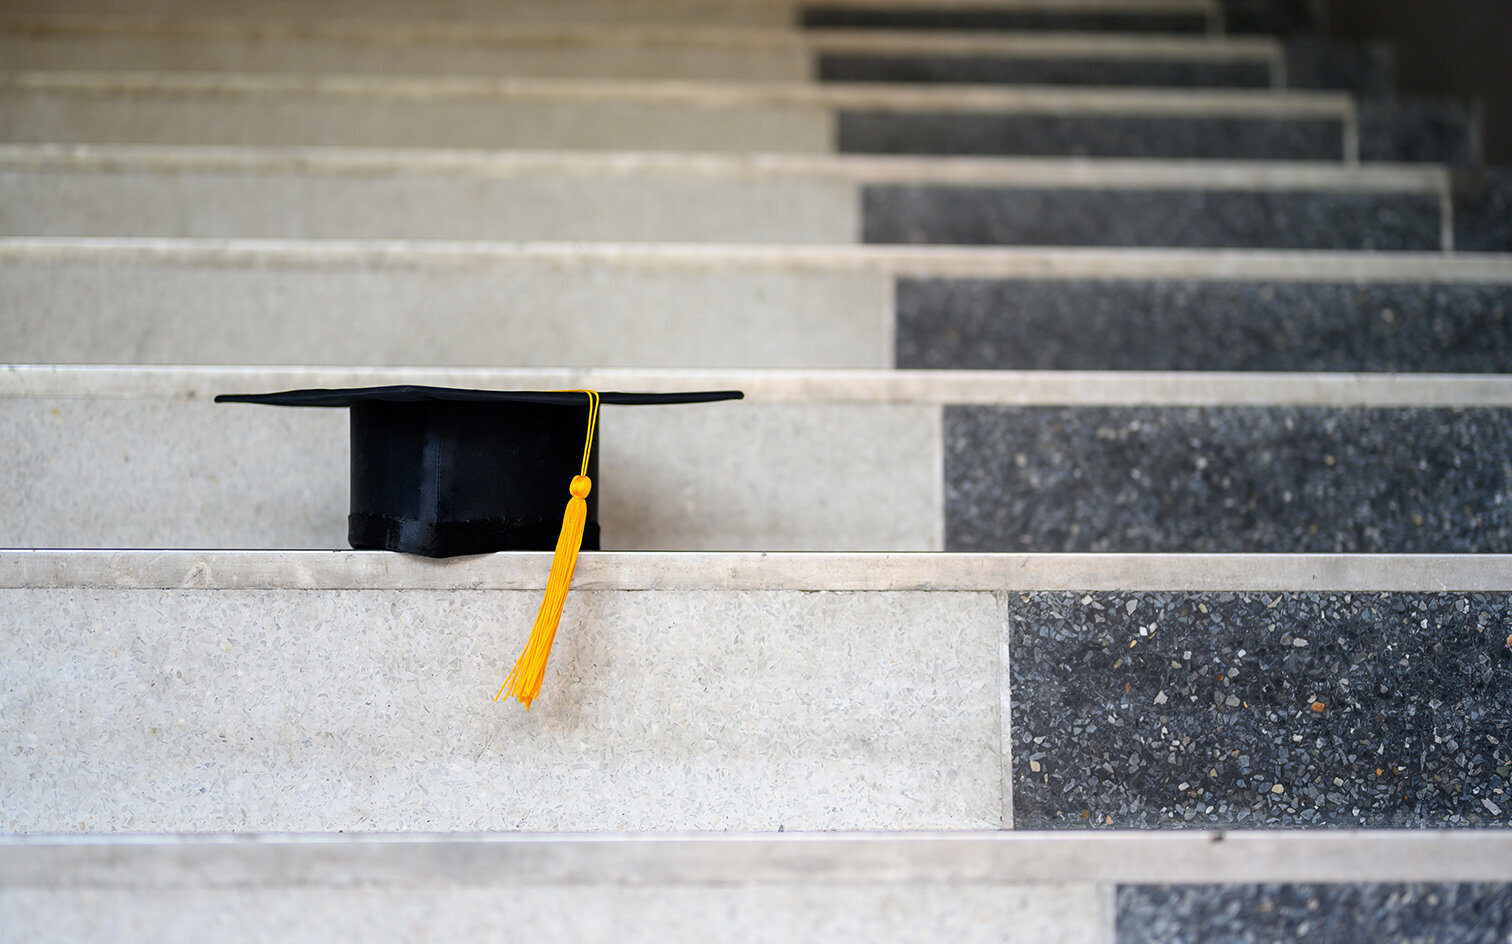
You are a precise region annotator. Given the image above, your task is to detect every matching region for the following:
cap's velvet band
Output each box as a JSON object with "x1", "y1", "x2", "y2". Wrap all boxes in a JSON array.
[{"x1": 349, "y1": 512, "x2": 602, "y2": 558}]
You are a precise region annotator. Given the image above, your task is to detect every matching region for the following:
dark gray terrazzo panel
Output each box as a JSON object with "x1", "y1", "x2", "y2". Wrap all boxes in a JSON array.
[
  {"x1": 1360, "y1": 96, "x2": 1481, "y2": 164},
  {"x1": 896, "y1": 280, "x2": 1512, "y2": 372},
  {"x1": 1454, "y1": 166, "x2": 1512, "y2": 253},
  {"x1": 817, "y1": 54, "x2": 1270, "y2": 89},
  {"x1": 862, "y1": 187, "x2": 1439, "y2": 249},
  {"x1": 1220, "y1": 0, "x2": 1322, "y2": 36},
  {"x1": 1119, "y1": 884, "x2": 1512, "y2": 943},
  {"x1": 944, "y1": 407, "x2": 1512, "y2": 553},
  {"x1": 1284, "y1": 40, "x2": 1394, "y2": 95},
  {"x1": 836, "y1": 112, "x2": 1345, "y2": 160},
  {"x1": 800, "y1": 6, "x2": 1210, "y2": 32},
  {"x1": 1009, "y1": 591, "x2": 1512, "y2": 829}
]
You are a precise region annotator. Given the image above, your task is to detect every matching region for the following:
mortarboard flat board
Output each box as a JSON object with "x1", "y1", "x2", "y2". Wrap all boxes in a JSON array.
[{"x1": 214, "y1": 385, "x2": 743, "y2": 559}]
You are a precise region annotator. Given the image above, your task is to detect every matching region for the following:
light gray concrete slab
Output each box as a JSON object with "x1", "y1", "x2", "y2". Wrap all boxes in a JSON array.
[
  {"x1": 0, "y1": 585, "x2": 1003, "y2": 832},
  {"x1": 0, "y1": 162, "x2": 862, "y2": 241},
  {"x1": 0, "y1": 19, "x2": 1278, "y2": 80},
  {"x1": 0, "y1": 0, "x2": 799, "y2": 28},
  {"x1": 0, "y1": 248, "x2": 887, "y2": 366},
  {"x1": 0, "y1": 0, "x2": 1221, "y2": 28},
  {"x1": 0, "y1": 885, "x2": 1106, "y2": 944},
  {"x1": 0, "y1": 74, "x2": 837, "y2": 151},
  {"x1": 0, "y1": 397, "x2": 942, "y2": 551}
]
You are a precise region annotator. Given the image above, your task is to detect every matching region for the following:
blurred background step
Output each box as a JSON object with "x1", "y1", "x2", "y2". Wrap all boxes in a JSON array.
[
  {"x1": 0, "y1": 72, "x2": 1361, "y2": 160},
  {"x1": 3, "y1": 242, "x2": 1508, "y2": 368},
  {"x1": 0, "y1": 18, "x2": 1398, "y2": 97},
  {"x1": 5, "y1": 366, "x2": 1511, "y2": 553},
  {"x1": 0, "y1": 0, "x2": 1224, "y2": 32},
  {"x1": 0, "y1": 19, "x2": 1287, "y2": 88},
  {"x1": 802, "y1": 0, "x2": 1219, "y2": 33},
  {"x1": 3, "y1": 831, "x2": 1510, "y2": 943},
  {"x1": 12, "y1": 148, "x2": 1502, "y2": 250},
  {"x1": 2, "y1": 549, "x2": 1508, "y2": 835}
]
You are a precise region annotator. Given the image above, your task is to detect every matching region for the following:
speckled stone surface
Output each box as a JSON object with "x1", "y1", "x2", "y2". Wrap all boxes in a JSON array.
[
  {"x1": 837, "y1": 112, "x2": 1345, "y2": 160},
  {"x1": 1009, "y1": 592, "x2": 1512, "y2": 829},
  {"x1": 1119, "y1": 884, "x2": 1512, "y2": 943},
  {"x1": 1454, "y1": 166, "x2": 1512, "y2": 254},
  {"x1": 818, "y1": 54, "x2": 1270, "y2": 89},
  {"x1": 0, "y1": 587, "x2": 1001, "y2": 832},
  {"x1": 897, "y1": 280, "x2": 1512, "y2": 371},
  {"x1": 801, "y1": 6, "x2": 1210, "y2": 32},
  {"x1": 0, "y1": 258, "x2": 886, "y2": 366},
  {"x1": 0, "y1": 399, "x2": 941, "y2": 551},
  {"x1": 863, "y1": 187, "x2": 1440, "y2": 249},
  {"x1": 1221, "y1": 0, "x2": 1321, "y2": 35},
  {"x1": 944, "y1": 406, "x2": 1512, "y2": 553},
  {"x1": 1359, "y1": 96, "x2": 1480, "y2": 164},
  {"x1": 0, "y1": 884, "x2": 1105, "y2": 944},
  {"x1": 1284, "y1": 40, "x2": 1394, "y2": 95}
]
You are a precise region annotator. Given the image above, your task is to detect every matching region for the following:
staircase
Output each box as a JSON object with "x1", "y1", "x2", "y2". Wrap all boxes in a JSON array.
[{"x1": 2, "y1": 1, "x2": 1510, "y2": 940}]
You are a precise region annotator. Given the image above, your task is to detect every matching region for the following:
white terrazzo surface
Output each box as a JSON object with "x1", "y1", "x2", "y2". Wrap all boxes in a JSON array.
[
  {"x1": 0, "y1": 89, "x2": 835, "y2": 152},
  {"x1": 0, "y1": 399, "x2": 940, "y2": 550},
  {"x1": 0, "y1": 884, "x2": 1105, "y2": 944},
  {"x1": 0, "y1": 170, "x2": 861, "y2": 242},
  {"x1": 0, "y1": 587, "x2": 1002, "y2": 832},
  {"x1": 0, "y1": 259, "x2": 883, "y2": 364}
]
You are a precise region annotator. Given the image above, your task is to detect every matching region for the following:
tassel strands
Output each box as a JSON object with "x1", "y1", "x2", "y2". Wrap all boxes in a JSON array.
[{"x1": 496, "y1": 390, "x2": 599, "y2": 709}]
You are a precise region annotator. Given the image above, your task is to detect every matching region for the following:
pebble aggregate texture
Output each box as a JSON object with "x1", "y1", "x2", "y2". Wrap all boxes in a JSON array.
[
  {"x1": 838, "y1": 112, "x2": 1344, "y2": 160},
  {"x1": 1009, "y1": 592, "x2": 1512, "y2": 829},
  {"x1": 819, "y1": 55, "x2": 1272, "y2": 89},
  {"x1": 1455, "y1": 167, "x2": 1512, "y2": 254},
  {"x1": 1359, "y1": 97, "x2": 1481, "y2": 165},
  {"x1": 801, "y1": 7, "x2": 1210, "y2": 32},
  {"x1": 945, "y1": 407, "x2": 1512, "y2": 553},
  {"x1": 863, "y1": 187, "x2": 1443, "y2": 250},
  {"x1": 1118, "y1": 884, "x2": 1512, "y2": 943},
  {"x1": 898, "y1": 280, "x2": 1512, "y2": 371}
]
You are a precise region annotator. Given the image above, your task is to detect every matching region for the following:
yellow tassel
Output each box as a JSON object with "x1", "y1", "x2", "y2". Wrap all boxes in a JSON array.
[{"x1": 496, "y1": 391, "x2": 599, "y2": 709}]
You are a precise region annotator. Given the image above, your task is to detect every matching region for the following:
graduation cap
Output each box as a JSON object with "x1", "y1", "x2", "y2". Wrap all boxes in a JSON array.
[{"x1": 216, "y1": 384, "x2": 743, "y2": 707}]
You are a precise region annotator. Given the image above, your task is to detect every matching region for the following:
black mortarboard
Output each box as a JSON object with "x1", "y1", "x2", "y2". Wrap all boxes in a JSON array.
[
  {"x1": 217, "y1": 385, "x2": 743, "y2": 709},
  {"x1": 214, "y1": 385, "x2": 743, "y2": 558}
]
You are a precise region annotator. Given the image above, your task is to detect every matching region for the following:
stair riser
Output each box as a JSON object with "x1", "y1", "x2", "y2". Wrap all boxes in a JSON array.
[
  {"x1": 8, "y1": 393, "x2": 1512, "y2": 553},
  {"x1": 0, "y1": 398, "x2": 942, "y2": 551},
  {"x1": 0, "y1": 32, "x2": 1286, "y2": 90},
  {"x1": 0, "y1": 81, "x2": 1353, "y2": 160},
  {"x1": 7, "y1": 251, "x2": 1512, "y2": 371},
  {"x1": 5, "y1": 553, "x2": 1510, "y2": 834},
  {"x1": 5, "y1": 169, "x2": 1468, "y2": 251},
  {"x1": 0, "y1": 585, "x2": 1003, "y2": 832}
]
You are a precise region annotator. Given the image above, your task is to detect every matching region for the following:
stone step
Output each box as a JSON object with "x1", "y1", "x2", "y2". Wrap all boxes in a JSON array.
[
  {"x1": 5, "y1": 367, "x2": 1512, "y2": 554},
  {"x1": 804, "y1": 0, "x2": 1219, "y2": 33},
  {"x1": 2, "y1": 549, "x2": 1508, "y2": 835},
  {"x1": 10, "y1": 147, "x2": 1494, "y2": 250},
  {"x1": 0, "y1": 19, "x2": 1286, "y2": 88},
  {"x1": 3, "y1": 832, "x2": 1510, "y2": 943},
  {"x1": 0, "y1": 72, "x2": 1356, "y2": 160},
  {"x1": 4, "y1": 241, "x2": 1510, "y2": 369},
  {"x1": 0, "y1": 0, "x2": 1223, "y2": 31}
]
